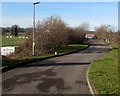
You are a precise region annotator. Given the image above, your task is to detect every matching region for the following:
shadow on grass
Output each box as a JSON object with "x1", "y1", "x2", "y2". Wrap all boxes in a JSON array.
[{"x1": 112, "y1": 48, "x2": 118, "y2": 50}]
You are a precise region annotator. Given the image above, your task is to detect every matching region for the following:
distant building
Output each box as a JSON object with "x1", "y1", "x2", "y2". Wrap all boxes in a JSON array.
[{"x1": 85, "y1": 34, "x2": 95, "y2": 39}]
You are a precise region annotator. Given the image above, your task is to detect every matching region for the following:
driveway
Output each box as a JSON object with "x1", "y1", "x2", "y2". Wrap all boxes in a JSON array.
[{"x1": 2, "y1": 40, "x2": 111, "y2": 94}]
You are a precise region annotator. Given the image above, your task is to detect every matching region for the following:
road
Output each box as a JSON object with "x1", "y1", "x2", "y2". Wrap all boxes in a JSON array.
[{"x1": 2, "y1": 40, "x2": 111, "y2": 94}]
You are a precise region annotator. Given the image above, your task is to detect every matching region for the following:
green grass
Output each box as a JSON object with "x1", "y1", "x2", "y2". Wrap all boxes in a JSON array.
[
  {"x1": 1, "y1": 35, "x2": 29, "y2": 46},
  {"x1": 88, "y1": 44, "x2": 119, "y2": 95},
  {"x1": 2, "y1": 44, "x2": 88, "y2": 68},
  {"x1": 56, "y1": 44, "x2": 88, "y2": 54}
]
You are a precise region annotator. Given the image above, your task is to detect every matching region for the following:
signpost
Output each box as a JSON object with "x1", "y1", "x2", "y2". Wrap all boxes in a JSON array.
[{"x1": 1, "y1": 47, "x2": 15, "y2": 56}]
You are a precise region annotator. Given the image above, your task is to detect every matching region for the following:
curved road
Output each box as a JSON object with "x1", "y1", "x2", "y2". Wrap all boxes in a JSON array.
[{"x1": 2, "y1": 40, "x2": 111, "y2": 94}]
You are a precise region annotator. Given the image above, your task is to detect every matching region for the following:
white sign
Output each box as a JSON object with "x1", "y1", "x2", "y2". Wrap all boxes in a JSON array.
[
  {"x1": 55, "y1": 52, "x2": 57, "y2": 55},
  {"x1": 1, "y1": 47, "x2": 15, "y2": 56}
]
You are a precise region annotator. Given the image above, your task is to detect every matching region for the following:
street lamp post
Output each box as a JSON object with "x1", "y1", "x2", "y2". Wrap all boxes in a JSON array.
[
  {"x1": 108, "y1": 25, "x2": 111, "y2": 43},
  {"x1": 32, "y1": 2, "x2": 40, "y2": 56}
]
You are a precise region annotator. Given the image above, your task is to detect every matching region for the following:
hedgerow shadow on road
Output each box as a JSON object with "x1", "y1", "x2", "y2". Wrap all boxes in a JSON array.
[
  {"x1": 79, "y1": 45, "x2": 112, "y2": 54},
  {"x1": 20, "y1": 61, "x2": 90, "y2": 68},
  {"x1": 90, "y1": 43, "x2": 106, "y2": 46}
]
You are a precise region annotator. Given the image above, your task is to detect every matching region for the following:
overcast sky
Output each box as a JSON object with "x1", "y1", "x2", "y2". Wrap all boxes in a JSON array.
[{"x1": 1, "y1": 1, "x2": 118, "y2": 31}]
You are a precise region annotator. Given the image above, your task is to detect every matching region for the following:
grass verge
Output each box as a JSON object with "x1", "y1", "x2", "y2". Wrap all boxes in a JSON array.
[
  {"x1": 88, "y1": 44, "x2": 119, "y2": 95},
  {"x1": 1, "y1": 35, "x2": 28, "y2": 46},
  {"x1": 2, "y1": 44, "x2": 89, "y2": 68}
]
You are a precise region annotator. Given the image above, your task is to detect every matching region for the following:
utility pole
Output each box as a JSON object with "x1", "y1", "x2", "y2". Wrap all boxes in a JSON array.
[{"x1": 32, "y1": 2, "x2": 40, "y2": 56}]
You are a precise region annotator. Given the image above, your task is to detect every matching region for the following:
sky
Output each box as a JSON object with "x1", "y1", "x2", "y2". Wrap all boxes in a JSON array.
[
  {"x1": 1, "y1": 0, "x2": 119, "y2": 2},
  {"x1": 1, "y1": 2, "x2": 118, "y2": 31}
]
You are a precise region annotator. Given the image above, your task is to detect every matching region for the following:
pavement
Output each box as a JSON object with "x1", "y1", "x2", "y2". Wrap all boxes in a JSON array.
[{"x1": 2, "y1": 40, "x2": 111, "y2": 94}]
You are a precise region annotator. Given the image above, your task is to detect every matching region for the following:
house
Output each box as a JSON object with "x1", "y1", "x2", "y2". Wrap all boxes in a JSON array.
[{"x1": 85, "y1": 34, "x2": 95, "y2": 39}]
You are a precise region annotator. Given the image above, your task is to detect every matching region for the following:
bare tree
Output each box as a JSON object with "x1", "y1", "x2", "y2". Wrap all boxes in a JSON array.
[
  {"x1": 95, "y1": 24, "x2": 117, "y2": 43},
  {"x1": 8, "y1": 17, "x2": 90, "y2": 59},
  {"x1": 95, "y1": 25, "x2": 109, "y2": 40},
  {"x1": 35, "y1": 16, "x2": 69, "y2": 54},
  {"x1": 11, "y1": 24, "x2": 20, "y2": 36},
  {"x1": 80, "y1": 22, "x2": 89, "y2": 31},
  {"x1": 69, "y1": 22, "x2": 89, "y2": 44}
]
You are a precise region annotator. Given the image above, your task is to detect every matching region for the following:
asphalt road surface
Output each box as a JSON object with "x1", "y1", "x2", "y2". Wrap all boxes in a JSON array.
[{"x1": 2, "y1": 40, "x2": 111, "y2": 94}]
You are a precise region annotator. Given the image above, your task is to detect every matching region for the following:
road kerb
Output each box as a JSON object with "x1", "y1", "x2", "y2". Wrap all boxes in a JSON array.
[
  {"x1": 108, "y1": 45, "x2": 113, "y2": 49},
  {"x1": 86, "y1": 44, "x2": 113, "y2": 96},
  {"x1": 86, "y1": 65, "x2": 97, "y2": 96}
]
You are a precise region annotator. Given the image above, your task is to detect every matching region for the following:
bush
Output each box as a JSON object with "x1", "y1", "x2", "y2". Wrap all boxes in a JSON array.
[
  {"x1": 69, "y1": 23, "x2": 89, "y2": 44},
  {"x1": 35, "y1": 16, "x2": 69, "y2": 54},
  {"x1": 6, "y1": 16, "x2": 89, "y2": 59}
]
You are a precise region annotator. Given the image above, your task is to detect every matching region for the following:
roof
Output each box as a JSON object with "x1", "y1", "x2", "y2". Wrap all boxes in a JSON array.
[{"x1": 85, "y1": 34, "x2": 95, "y2": 36}]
